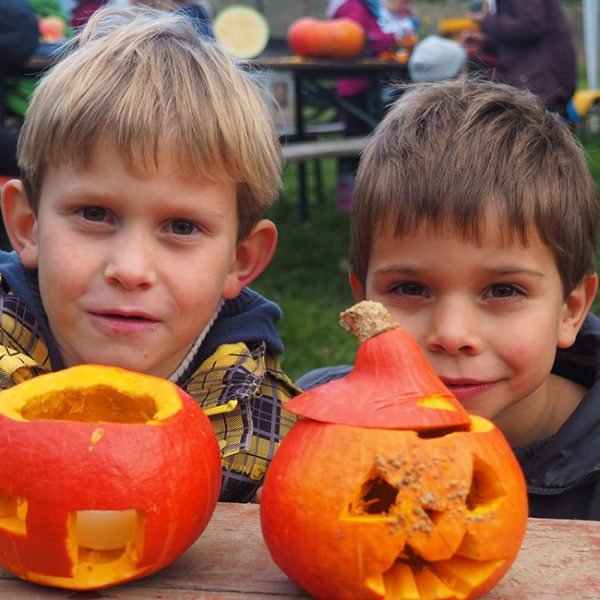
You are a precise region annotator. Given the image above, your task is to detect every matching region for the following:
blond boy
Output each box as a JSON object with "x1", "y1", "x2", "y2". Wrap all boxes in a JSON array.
[
  {"x1": 0, "y1": 7, "x2": 298, "y2": 502},
  {"x1": 298, "y1": 78, "x2": 600, "y2": 519}
]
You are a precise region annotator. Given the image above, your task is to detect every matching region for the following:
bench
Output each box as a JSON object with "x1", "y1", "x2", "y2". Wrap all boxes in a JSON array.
[
  {"x1": 281, "y1": 136, "x2": 369, "y2": 220},
  {"x1": 281, "y1": 135, "x2": 369, "y2": 162}
]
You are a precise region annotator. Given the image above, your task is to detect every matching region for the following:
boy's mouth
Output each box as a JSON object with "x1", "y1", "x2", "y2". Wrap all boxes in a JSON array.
[
  {"x1": 89, "y1": 311, "x2": 160, "y2": 331},
  {"x1": 439, "y1": 377, "x2": 500, "y2": 402},
  {"x1": 93, "y1": 310, "x2": 157, "y2": 321}
]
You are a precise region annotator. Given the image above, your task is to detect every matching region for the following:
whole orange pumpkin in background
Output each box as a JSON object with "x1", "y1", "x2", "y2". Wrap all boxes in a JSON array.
[
  {"x1": 260, "y1": 301, "x2": 528, "y2": 600},
  {"x1": 0, "y1": 365, "x2": 222, "y2": 590},
  {"x1": 287, "y1": 17, "x2": 366, "y2": 59}
]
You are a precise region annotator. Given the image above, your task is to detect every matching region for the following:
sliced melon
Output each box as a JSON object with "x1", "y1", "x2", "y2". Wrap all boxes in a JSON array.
[{"x1": 213, "y1": 5, "x2": 270, "y2": 59}]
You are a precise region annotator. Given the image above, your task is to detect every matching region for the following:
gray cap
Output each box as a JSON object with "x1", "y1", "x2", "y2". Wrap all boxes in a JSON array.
[{"x1": 408, "y1": 35, "x2": 468, "y2": 83}]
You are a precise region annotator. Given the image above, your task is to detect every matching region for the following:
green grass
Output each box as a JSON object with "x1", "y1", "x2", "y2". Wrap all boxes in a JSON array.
[
  {"x1": 252, "y1": 132, "x2": 600, "y2": 383},
  {"x1": 252, "y1": 159, "x2": 356, "y2": 382}
]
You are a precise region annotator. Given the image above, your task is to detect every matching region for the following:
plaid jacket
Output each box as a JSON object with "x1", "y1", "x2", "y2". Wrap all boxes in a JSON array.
[{"x1": 0, "y1": 279, "x2": 298, "y2": 503}]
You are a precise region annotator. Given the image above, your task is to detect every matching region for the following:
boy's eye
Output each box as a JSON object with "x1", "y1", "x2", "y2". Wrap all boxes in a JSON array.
[
  {"x1": 488, "y1": 284, "x2": 523, "y2": 298},
  {"x1": 168, "y1": 219, "x2": 197, "y2": 236},
  {"x1": 393, "y1": 282, "x2": 428, "y2": 297},
  {"x1": 81, "y1": 206, "x2": 107, "y2": 222}
]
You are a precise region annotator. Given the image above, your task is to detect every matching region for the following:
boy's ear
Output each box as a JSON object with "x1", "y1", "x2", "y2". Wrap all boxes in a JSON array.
[
  {"x1": 349, "y1": 270, "x2": 366, "y2": 301},
  {"x1": 221, "y1": 219, "x2": 278, "y2": 300},
  {"x1": 557, "y1": 273, "x2": 598, "y2": 349},
  {"x1": 1, "y1": 179, "x2": 39, "y2": 268}
]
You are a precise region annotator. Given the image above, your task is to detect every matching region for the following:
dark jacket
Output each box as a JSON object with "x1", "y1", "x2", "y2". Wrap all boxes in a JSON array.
[
  {"x1": 0, "y1": 251, "x2": 298, "y2": 502},
  {"x1": 479, "y1": 0, "x2": 576, "y2": 112},
  {"x1": 296, "y1": 313, "x2": 600, "y2": 520},
  {"x1": 0, "y1": 0, "x2": 40, "y2": 70}
]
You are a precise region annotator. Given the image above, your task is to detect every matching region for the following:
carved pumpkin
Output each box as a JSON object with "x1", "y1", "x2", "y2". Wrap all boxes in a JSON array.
[
  {"x1": 0, "y1": 365, "x2": 221, "y2": 590},
  {"x1": 287, "y1": 17, "x2": 366, "y2": 59},
  {"x1": 260, "y1": 302, "x2": 528, "y2": 600}
]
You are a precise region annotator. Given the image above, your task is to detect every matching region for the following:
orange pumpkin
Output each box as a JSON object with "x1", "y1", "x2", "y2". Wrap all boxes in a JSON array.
[
  {"x1": 260, "y1": 301, "x2": 528, "y2": 600},
  {"x1": 0, "y1": 365, "x2": 222, "y2": 590},
  {"x1": 287, "y1": 17, "x2": 366, "y2": 59}
]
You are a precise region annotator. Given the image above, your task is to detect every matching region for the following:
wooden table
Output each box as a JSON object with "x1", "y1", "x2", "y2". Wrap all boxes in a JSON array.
[
  {"x1": 252, "y1": 56, "x2": 410, "y2": 134},
  {"x1": 1, "y1": 502, "x2": 599, "y2": 598},
  {"x1": 249, "y1": 56, "x2": 410, "y2": 221}
]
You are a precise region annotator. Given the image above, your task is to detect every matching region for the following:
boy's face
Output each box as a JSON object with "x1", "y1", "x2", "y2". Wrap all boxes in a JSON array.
[
  {"x1": 7, "y1": 143, "x2": 274, "y2": 378},
  {"x1": 351, "y1": 213, "x2": 596, "y2": 445}
]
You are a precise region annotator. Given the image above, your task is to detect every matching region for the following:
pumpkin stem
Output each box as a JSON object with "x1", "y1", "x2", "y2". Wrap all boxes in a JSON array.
[{"x1": 340, "y1": 301, "x2": 397, "y2": 344}]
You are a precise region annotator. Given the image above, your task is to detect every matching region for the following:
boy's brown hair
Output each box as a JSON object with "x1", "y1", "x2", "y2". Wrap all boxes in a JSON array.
[
  {"x1": 350, "y1": 78, "x2": 599, "y2": 296},
  {"x1": 17, "y1": 6, "x2": 281, "y2": 241}
]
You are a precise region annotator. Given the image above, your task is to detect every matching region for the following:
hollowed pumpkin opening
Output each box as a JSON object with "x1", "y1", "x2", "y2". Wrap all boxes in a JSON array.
[
  {"x1": 20, "y1": 387, "x2": 157, "y2": 424},
  {"x1": 0, "y1": 365, "x2": 183, "y2": 424}
]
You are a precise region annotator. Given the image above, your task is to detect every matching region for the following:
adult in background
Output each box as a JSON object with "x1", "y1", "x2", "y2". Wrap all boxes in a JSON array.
[
  {"x1": 0, "y1": 0, "x2": 39, "y2": 250},
  {"x1": 0, "y1": 0, "x2": 40, "y2": 177},
  {"x1": 464, "y1": 0, "x2": 576, "y2": 115}
]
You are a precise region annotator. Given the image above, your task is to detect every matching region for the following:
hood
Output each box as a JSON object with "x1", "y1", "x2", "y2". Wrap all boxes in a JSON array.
[{"x1": 516, "y1": 313, "x2": 600, "y2": 493}]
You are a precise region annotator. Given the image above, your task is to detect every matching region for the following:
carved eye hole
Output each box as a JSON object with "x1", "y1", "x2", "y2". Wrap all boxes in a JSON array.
[{"x1": 348, "y1": 470, "x2": 399, "y2": 516}]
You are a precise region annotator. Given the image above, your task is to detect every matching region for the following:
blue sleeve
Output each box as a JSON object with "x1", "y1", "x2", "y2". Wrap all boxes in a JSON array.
[{"x1": 295, "y1": 365, "x2": 353, "y2": 391}]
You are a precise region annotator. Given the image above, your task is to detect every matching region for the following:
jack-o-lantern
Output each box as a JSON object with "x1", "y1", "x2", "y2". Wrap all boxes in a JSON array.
[
  {"x1": 260, "y1": 302, "x2": 528, "y2": 600},
  {"x1": 0, "y1": 365, "x2": 222, "y2": 590}
]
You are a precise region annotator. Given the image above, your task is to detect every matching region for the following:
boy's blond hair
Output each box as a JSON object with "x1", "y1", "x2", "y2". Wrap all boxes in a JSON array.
[
  {"x1": 351, "y1": 78, "x2": 599, "y2": 295},
  {"x1": 17, "y1": 6, "x2": 281, "y2": 241}
]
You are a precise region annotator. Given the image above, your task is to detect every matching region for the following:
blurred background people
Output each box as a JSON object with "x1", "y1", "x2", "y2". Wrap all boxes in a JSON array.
[
  {"x1": 71, "y1": 0, "x2": 108, "y2": 27},
  {"x1": 4, "y1": 0, "x2": 71, "y2": 121},
  {"x1": 408, "y1": 34, "x2": 467, "y2": 83},
  {"x1": 464, "y1": 0, "x2": 576, "y2": 116},
  {"x1": 326, "y1": 0, "x2": 404, "y2": 209},
  {"x1": 130, "y1": 0, "x2": 214, "y2": 37},
  {"x1": 0, "y1": 0, "x2": 40, "y2": 250},
  {"x1": 378, "y1": 0, "x2": 419, "y2": 47},
  {"x1": 0, "y1": 0, "x2": 41, "y2": 177}
]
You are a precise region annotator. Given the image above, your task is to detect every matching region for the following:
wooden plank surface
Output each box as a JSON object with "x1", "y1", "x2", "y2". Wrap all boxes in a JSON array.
[{"x1": 0, "y1": 502, "x2": 599, "y2": 599}]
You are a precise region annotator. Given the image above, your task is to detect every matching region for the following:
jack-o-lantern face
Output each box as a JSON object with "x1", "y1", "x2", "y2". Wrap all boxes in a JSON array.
[
  {"x1": 0, "y1": 365, "x2": 222, "y2": 590},
  {"x1": 260, "y1": 302, "x2": 528, "y2": 600}
]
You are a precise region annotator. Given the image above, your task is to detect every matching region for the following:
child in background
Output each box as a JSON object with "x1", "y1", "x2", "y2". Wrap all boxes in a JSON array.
[
  {"x1": 0, "y1": 6, "x2": 298, "y2": 502},
  {"x1": 297, "y1": 78, "x2": 600, "y2": 520},
  {"x1": 379, "y1": 0, "x2": 419, "y2": 48},
  {"x1": 71, "y1": 1, "x2": 108, "y2": 28},
  {"x1": 130, "y1": 0, "x2": 214, "y2": 37}
]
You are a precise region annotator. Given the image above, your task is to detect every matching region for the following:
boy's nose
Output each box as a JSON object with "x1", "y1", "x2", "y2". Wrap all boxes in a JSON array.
[
  {"x1": 425, "y1": 299, "x2": 482, "y2": 355},
  {"x1": 104, "y1": 234, "x2": 157, "y2": 290}
]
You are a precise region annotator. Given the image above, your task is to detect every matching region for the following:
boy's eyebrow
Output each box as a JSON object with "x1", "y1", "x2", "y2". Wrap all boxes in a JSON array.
[
  {"x1": 372, "y1": 264, "x2": 546, "y2": 278},
  {"x1": 58, "y1": 187, "x2": 112, "y2": 201}
]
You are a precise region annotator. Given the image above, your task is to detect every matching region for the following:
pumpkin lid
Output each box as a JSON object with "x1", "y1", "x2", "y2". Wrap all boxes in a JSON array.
[{"x1": 286, "y1": 302, "x2": 471, "y2": 430}]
